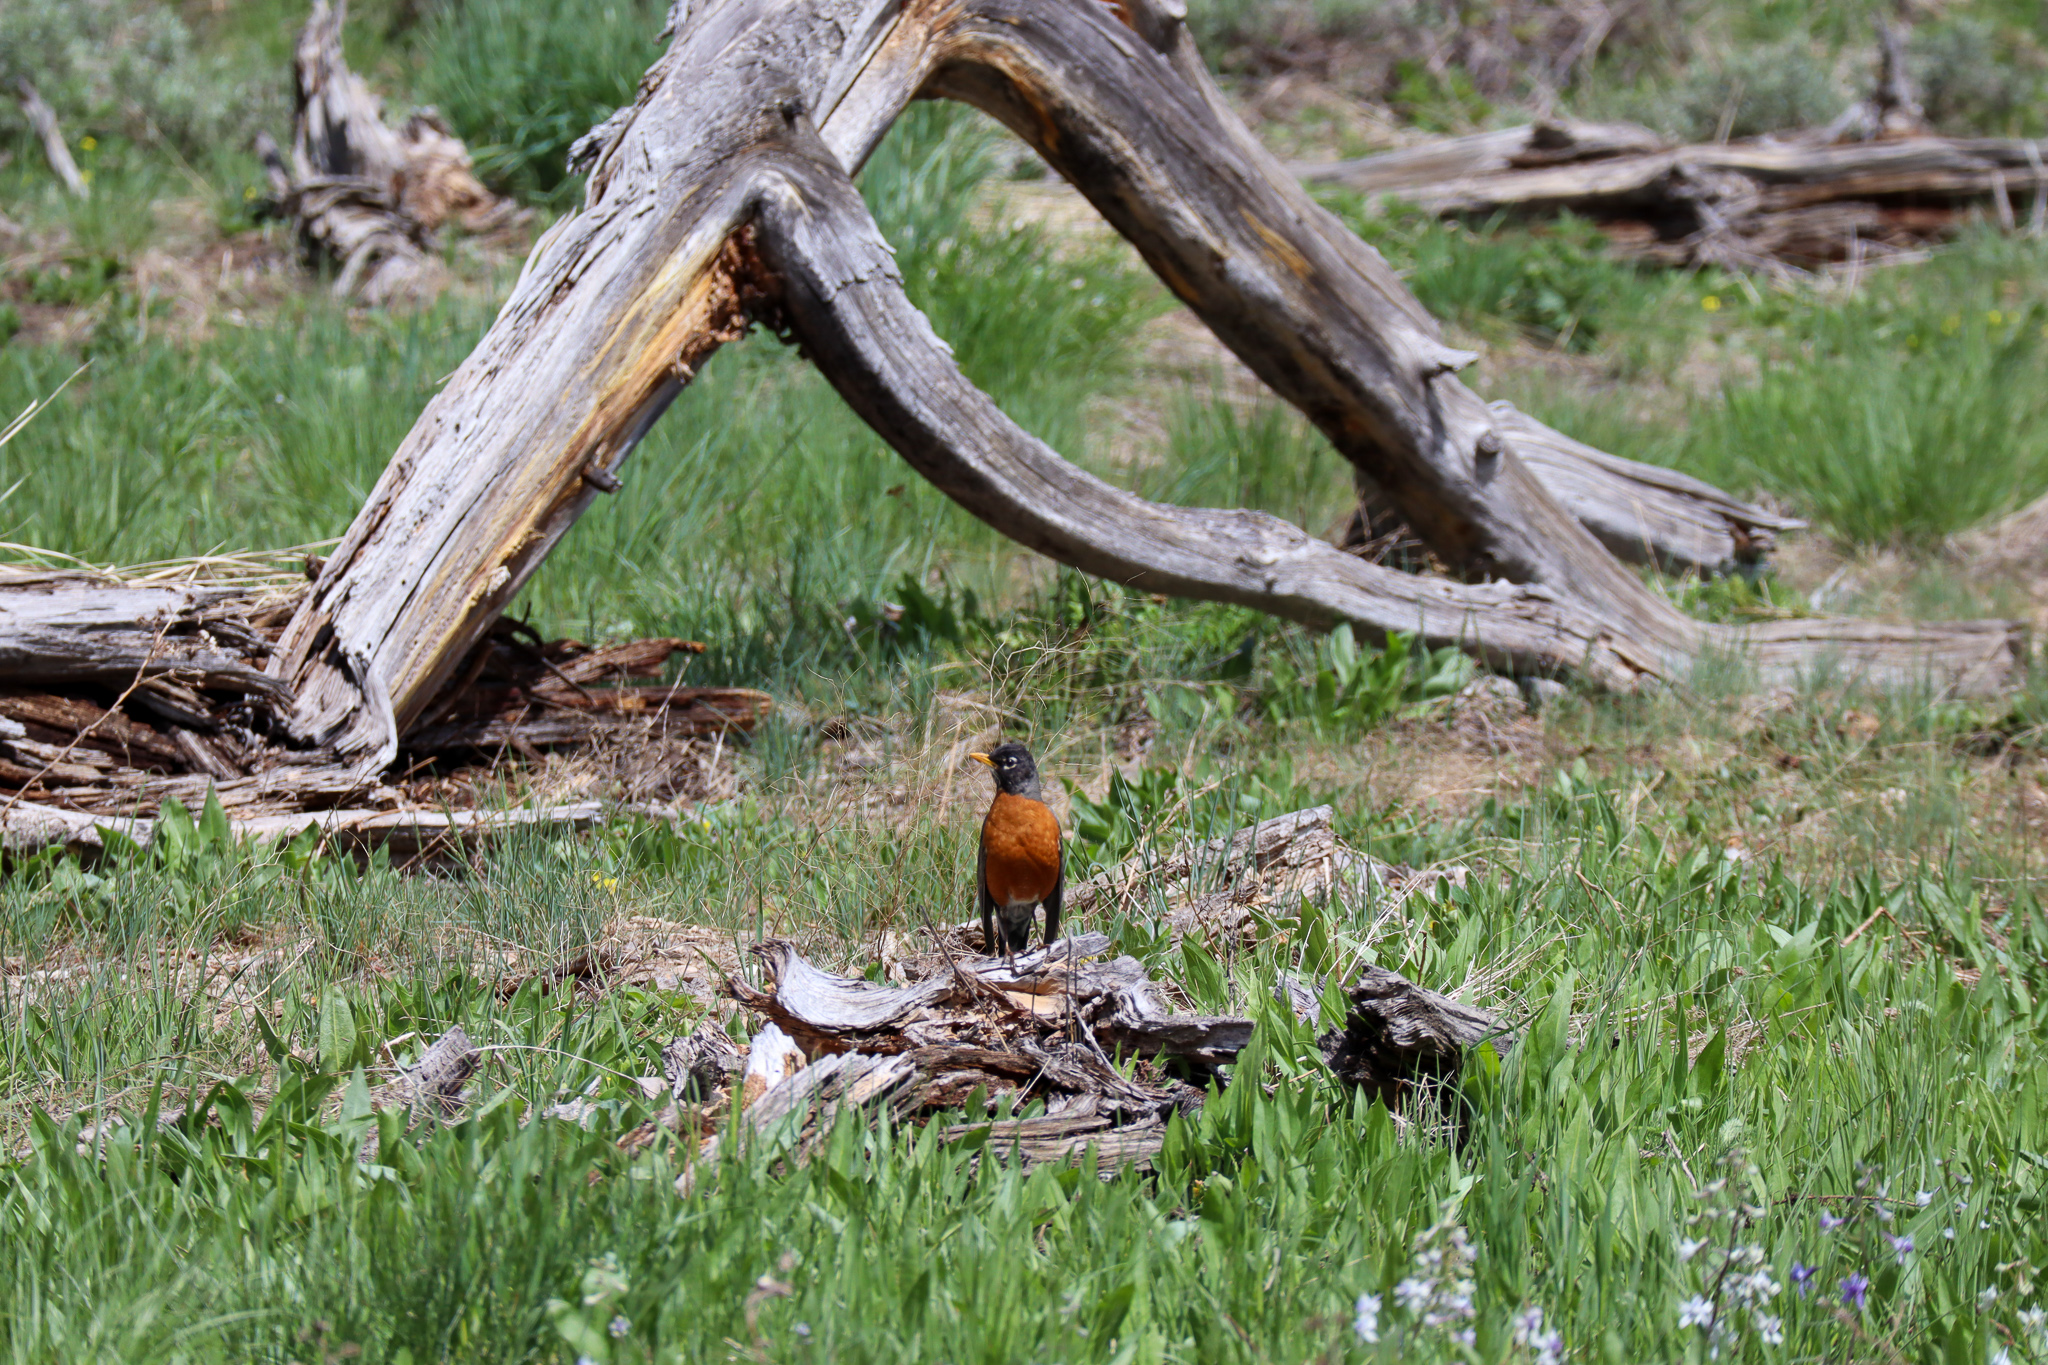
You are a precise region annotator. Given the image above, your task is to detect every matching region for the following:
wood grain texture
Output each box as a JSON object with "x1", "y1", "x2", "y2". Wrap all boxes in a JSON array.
[
  {"x1": 270, "y1": 0, "x2": 918, "y2": 765},
  {"x1": 0, "y1": 580, "x2": 285, "y2": 696}
]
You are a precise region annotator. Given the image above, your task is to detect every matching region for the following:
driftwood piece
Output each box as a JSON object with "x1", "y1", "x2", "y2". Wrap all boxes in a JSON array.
[
  {"x1": 1284, "y1": 966, "x2": 1516, "y2": 1139},
  {"x1": 713, "y1": 943, "x2": 1526, "y2": 1169},
  {"x1": 1299, "y1": 119, "x2": 2048, "y2": 269},
  {"x1": 678, "y1": 1048, "x2": 921, "y2": 1193},
  {"x1": 0, "y1": 579, "x2": 285, "y2": 696},
  {"x1": 663, "y1": 1024, "x2": 744, "y2": 1103},
  {"x1": 1064, "y1": 804, "x2": 1376, "y2": 922},
  {"x1": 1486, "y1": 404, "x2": 1805, "y2": 575},
  {"x1": 729, "y1": 935, "x2": 1255, "y2": 1068},
  {"x1": 1094, "y1": 1005, "x2": 1253, "y2": 1069},
  {"x1": 0, "y1": 797, "x2": 647, "y2": 860},
  {"x1": 373, "y1": 1025, "x2": 479, "y2": 1122},
  {"x1": 258, "y1": 0, "x2": 519, "y2": 301},
  {"x1": 738, "y1": 1021, "x2": 808, "y2": 1108},
  {"x1": 1291, "y1": 118, "x2": 1670, "y2": 193},
  {"x1": 12, "y1": 79, "x2": 88, "y2": 200},
  {"x1": 731, "y1": 943, "x2": 960, "y2": 1052}
]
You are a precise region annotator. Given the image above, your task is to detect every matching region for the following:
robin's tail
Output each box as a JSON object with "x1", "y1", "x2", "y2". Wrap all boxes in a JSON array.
[{"x1": 994, "y1": 906, "x2": 1035, "y2": 956}]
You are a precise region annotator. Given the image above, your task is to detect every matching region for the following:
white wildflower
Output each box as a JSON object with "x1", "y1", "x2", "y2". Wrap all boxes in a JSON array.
[
  {"x1": 1678, "y1": 1237, "x2": 1707, "y2": 1262},
  {"x1": 1679, "y1": 1296, "x2": 1716, "y2": 1329},
  {"x1": 1534, "y1": 1330, "x2": 1566, "y2": 1365},
  {"x1": 1354, "y1": 1292, "x2": 1381, "y2": 1344},
  {"x1": 1917, "y1": 1190, "x2": 1936, "y2": 1206},
  {"x1": 1395, "y1": 1278, "x2": 1434, "y2": 1315},
  {"x1": 1754, "y1": 1313, "x2": 1785, "y2": 1346},
  {"x1": 1978, "y1": 1287, "x2": 1999, "y2": 1308}
]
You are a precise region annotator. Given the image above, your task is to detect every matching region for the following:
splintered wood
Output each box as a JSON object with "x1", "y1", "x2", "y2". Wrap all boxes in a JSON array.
[
  {"x1": 644, "y1": 809, "x2": 1514, "y2": 1180},
  {"x1": 0, "y1": 565, "x2": 769, "y2": 852}
]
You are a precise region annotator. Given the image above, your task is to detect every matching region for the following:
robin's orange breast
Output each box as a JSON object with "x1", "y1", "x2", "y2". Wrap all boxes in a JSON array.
[{"x1": 981, "y1": 792, "x2": 1061, "y2": 906}]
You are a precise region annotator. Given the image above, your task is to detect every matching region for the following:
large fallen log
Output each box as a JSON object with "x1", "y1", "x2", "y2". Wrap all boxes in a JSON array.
[
  {"x1": 0, "y1": 574, "x2": 287, "y2": 696},
  {"x1": 1298, "y1": 119, "x2": 2048, "y2": 269}
]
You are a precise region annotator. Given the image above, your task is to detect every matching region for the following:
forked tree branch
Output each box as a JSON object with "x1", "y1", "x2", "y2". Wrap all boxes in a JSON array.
[{"x1": 270, "y1": 0, "x2": 2021, "y2": 768}]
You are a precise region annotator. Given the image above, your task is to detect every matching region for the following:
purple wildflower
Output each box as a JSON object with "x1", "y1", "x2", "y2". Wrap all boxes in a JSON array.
[
  {"x1": 1840, "y1": 1274, "x2": 1870, "y2": 1309},
  {"x1": 1790, "y1": 1263, "x2": 1816, "y2": 1296},
  {"x1": 1819, "y1": 1211, "x2": 1846, "y2": 1231},
  {"x1": 1888, "y1": 1234, "x2": 1915, "y2": 1263}
]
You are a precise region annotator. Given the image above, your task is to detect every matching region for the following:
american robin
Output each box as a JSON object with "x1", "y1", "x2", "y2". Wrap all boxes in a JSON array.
[{"x1": 970, "y1": 741, "x2": 1063, "y2": 962}]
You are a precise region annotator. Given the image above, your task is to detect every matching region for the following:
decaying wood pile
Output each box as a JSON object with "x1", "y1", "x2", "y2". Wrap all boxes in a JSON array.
[
  {"x1": 255, "y1": 0, "x2": 523, "y2": 301},
  {"x1": 392, "y1": 808, "x2": 1511, "y2": 1175},
  {"x1": 1296, "y1": 31, "x2": 2047, "y2": 270},
  {"x1": 0, "y1": 559, "x2": 769, "y2": 854},
  {"x1": 25, "y1": 806, "x2": 1520, "y2": 1171}
]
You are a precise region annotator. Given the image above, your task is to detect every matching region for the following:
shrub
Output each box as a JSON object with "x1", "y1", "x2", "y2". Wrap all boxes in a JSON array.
[
  {"x1": 1261, "y1": 624, "x2": 1472, "y2": 739},
  {"x1": 1637, "y1": 38, "x2": 1845, "y2": 140},
  {"x1": 416, "y1": 0, "x2": 665, "y2": 204},
  {"x1": 1911, "y1": 17, "x2": 2047, "y2": 137},
  {"x1": 0, "y1": 0, "x2": 267, "y2": 157}
]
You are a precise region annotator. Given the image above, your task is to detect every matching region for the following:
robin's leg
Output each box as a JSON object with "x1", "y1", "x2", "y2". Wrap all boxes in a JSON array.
[{"x1": 997, "y1": 906, "x2": 1030, "y2": 970}]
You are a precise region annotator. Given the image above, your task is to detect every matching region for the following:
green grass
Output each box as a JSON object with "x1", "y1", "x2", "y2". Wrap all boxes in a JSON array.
[
  {"x1": 1325, "y1": 199, "x2": 2048, "y2": 550},
  {"x1": 6, "y1": 5, "x2": 2048, "y2": 1362},
  {"x1": 415, "y1": 0, "x2": 666, "y2": 205},
  {"x1": 3, "y1": 712, "x2": 2046, "y2": 1362}
]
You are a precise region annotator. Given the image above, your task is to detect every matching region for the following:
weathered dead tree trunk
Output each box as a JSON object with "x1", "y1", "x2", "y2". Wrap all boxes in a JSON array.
[
  {"x1": 12, "y1": 79, "x2": 88, "y2": 200},
  {"x1": 256, "y1": 0, "x2": 520, "y2": 301},
  {"x1": 1297, "y1": 120, "x2": 2048, "y2": 270},
  {"x1": 262, "y1": 0, "x2": 2017, "y2": 767}
]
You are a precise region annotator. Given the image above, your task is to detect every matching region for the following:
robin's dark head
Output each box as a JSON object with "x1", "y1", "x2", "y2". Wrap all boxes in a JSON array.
[{"x1": 970, "y1": 741, "x2": 1041, "y2": 799}]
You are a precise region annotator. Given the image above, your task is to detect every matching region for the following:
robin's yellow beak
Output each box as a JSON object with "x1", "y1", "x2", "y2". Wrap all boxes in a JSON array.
[{"x1": 969, "y1": 752, "x2": 994, "y2": 767}]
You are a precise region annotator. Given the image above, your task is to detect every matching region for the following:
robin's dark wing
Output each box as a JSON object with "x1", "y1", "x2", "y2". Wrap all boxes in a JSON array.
[{"x1": 1041, "y1": 850, "x2": 1063, "y2": 948}]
